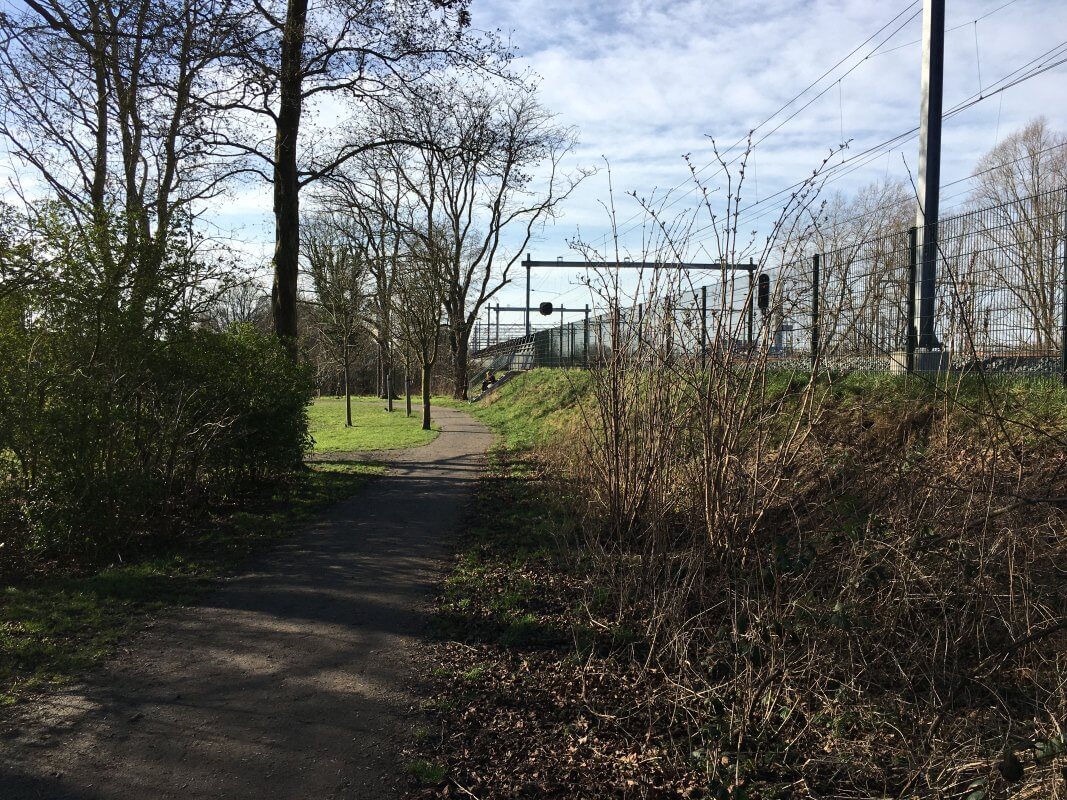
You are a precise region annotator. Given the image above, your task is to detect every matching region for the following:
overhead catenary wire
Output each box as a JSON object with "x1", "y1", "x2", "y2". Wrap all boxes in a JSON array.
[
  {"x1": 584, "y1": 0, "x2": 1033, "y2": 258},
  {"x1": 871, "y1": 0, "x2": 1020, "y2": 57},
  {"x1": 521, "y1": 2, "x2": 1049, "y2": 306},
  {"x1": 579, "y1": 1, "x2": 924, "y2": 251},
  {"x1": 681, "y1": 40, "x2": 1067, "y2": 248},
  {"x1": 547, "y1": 125, "x2": 1067, "y2": 307}
]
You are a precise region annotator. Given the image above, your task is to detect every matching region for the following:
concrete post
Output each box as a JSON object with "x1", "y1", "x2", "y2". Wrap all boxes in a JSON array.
[
  {"x1": 907, "y1": 226, "x2": 918, "y2": 374},
  {"x1": 1061, "y1": 196, "x2": 1067, "y2": 385}
]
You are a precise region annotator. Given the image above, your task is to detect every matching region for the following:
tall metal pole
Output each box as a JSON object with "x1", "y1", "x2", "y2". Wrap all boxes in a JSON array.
[
  {"x1": 559, "y1": 309, "x2": 564, "y2": 367},
  {"x1": 584, "y1": 304, "x2": 590, "y2": 369},
  {"x1": 495, "y1": 303, "x2": 500, "y2": 345},
  {"x1": 701, "y1": 285, "x2": 708, "y2": 371},
  {"x1": 747, "y1": 270, "x2": 754, "y2": 345},
  {"x1": 811, "y1": 254, "x2": 821, "y2": 369},
  {"x1": 584, "y1": 307, "x2": 593, "y2": 369},
  {"x1": 906, "y1": 226, "x2": 919, "y2": 374},
  {"x1": 525, "y1": 254, "x2": 532, "y2": 336},
  {"x1": 915, "y1": 0, "x2": 945, "y2": 350}
]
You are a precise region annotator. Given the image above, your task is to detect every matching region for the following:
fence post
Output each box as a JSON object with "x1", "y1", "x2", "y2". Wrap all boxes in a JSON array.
[
  {"x1": 1061, "y1": 197, "x2": 1067, "y2": 385},
  {"x1": 611, "y1": 302, "x2": 619, "y2": 365},
  {"x1": 525, "y1": 254, "x2": 532, "y2": 336},
  {"x1": 811, "y1": 253, "x2": 821, "y2": 370},
  {"x1": 559, "y1": 309, "x2": 564, "y2": 368},
  {"x1": 747, "y1": 269, "x2": 755, "y2": 346},
  {"x1": 907, "y1": 226, "x2": 918, "y2": 374},
  {"x1": 584, "y1": 305, "x2": 590, "y2": 369},
  {"x1": 701, "y1": 285, "x2": 708, "y2": 371}
]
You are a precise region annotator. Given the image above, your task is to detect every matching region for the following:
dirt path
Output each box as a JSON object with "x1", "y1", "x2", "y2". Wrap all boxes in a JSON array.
[{"x1": 0, "y1": 406, "x2": 492, "y2": 800}]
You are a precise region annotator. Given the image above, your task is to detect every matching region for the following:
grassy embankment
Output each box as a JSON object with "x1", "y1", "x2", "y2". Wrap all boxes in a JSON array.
[
  {"x1": 0, "y1": 397, "x2": 435, "y2": 707},
  {"x1": 406, "y1": 369, "x2": 1067, "y2": 798}
]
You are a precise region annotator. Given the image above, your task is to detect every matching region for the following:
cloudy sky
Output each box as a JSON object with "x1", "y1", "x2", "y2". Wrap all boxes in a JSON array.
[
  {"x1": 5, "y1": 0, "x2": 1061, "y2": 323},
  {"x1": 455, "y1": 0, "x2": 1067, "y2": 316}
]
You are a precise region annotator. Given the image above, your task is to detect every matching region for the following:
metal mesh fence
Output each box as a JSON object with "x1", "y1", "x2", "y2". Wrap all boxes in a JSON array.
[{"x1": 472, "y1": 188, "x2": 1067, "y2": 381}]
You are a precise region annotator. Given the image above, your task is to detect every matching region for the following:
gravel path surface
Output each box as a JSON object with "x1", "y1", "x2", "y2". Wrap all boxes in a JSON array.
[{"x1": 0, "y1": 406, "x2": 492, "y2": 800}]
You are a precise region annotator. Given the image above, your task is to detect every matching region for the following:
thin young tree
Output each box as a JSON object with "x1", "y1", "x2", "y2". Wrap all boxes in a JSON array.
[
  {"x1": 969, "y1": 117, "x2": 1067, "y2": 349},
  {"x1": 303, "y1": 212, "x2": 367, "y2": 426},
  {"x1": 393, "y1": 229, "x2": 447, "y2": 430}
]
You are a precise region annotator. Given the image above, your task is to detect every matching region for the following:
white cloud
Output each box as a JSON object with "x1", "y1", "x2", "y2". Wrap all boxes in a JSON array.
[
  {"x1": 5, "y1": 0, "x2": 1063, "y2": 319},
  {"x1": 468, "y1": 0, "x2": 1067, "y2": 309}
]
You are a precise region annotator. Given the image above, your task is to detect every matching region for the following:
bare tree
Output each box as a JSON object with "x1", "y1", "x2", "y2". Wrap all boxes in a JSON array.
[
  {"x1": 969, "y1": 117, "x2": 1067, "y2": 349},
  {"x1": 812, "y1": 179, "x2": 912, "y2": 356},
  {"x1": 387, "y1": 81, "x2": 588, "y2": 398},
  {"x1": 0, "y1": 0, "x2": 251, "y2": 332},
  {"x1": 393, "y1": 230, "x2": 446, "y2": 430},
  {"x1": 314, "y1": 151, "x2": 415, "y2": 409},
  {"x1": 208, "y1": 278, "x2": 270, "y2": 331},
  {"x1": 220, "y1": 0, "x2": 504, "y2": 358}
]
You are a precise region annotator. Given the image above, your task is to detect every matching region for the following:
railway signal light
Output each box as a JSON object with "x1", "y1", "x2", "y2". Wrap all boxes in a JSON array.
[{"x1": 757, "y1": 273, "x2": 770, "y2": 314}]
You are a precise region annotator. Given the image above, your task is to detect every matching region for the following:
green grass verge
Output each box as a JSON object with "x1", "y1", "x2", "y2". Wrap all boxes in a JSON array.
[
  {"x1": 405, "y1": 758, "x2": 447, "y2": 786},
  {"x1": 0, "y1": 460, "x2": 382, "y2": 707},
  {"x1": 308, "y1": 395, "x2": 439, "y2": 453},
  {"x1": 468, "y1": 368, "x2": 1066, "y2": 448},
  {"x1": 465, "y1": 370, "x2": 592, "y2": 450},
  {"x1": 432, "y1": 445, "x2": 572, "y2": 651}
]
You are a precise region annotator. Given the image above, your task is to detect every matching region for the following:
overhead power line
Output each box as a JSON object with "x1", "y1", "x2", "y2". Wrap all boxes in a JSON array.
[
  {"x1": 584, "y1": 0, "x2": 1034, "y2": 256},
  {"x1": 582, "y1": 1, "x2": 924, "y2": 250},
  {"x1": 678, "y1": 39, "x2": 1067, "y2": 247},
  {"x1": 872, "y1": 0, "x2": 1021, "y2": 57}
]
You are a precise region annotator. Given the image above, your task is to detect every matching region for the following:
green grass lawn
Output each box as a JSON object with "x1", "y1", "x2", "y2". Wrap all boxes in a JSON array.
[{"x1": 308, "y1": 396, "x2": 440, "y2": 453}]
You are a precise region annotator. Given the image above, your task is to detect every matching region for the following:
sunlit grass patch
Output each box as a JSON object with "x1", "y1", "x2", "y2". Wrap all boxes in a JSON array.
[{"x1": 308, "y1": 396, "x2": 439, "y2": 453}]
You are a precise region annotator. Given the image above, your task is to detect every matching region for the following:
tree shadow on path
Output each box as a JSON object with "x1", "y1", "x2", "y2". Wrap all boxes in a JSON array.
[{"x1": 0, "y1": 407, "x2": 494, "y2": 800}]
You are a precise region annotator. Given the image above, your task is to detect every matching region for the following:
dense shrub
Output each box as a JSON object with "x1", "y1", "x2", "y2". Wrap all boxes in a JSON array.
[{"x1": 0, "y1": 308, "x2": 311, "y2": 569}]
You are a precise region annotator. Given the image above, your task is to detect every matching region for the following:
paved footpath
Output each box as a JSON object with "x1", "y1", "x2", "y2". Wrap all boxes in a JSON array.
[{"x1": 0, "y1": 406, "x2": 493, "y2": 800}]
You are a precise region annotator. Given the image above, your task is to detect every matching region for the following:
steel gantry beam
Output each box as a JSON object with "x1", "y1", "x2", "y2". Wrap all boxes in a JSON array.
[{"x1": 520, "y1": 254, "x2": 756, "y2": 335}]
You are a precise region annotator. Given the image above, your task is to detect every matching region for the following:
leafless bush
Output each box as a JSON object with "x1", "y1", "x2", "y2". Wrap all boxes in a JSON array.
[{"x1": 553, "y1": 149, "x2": 1067, "y2": 798}]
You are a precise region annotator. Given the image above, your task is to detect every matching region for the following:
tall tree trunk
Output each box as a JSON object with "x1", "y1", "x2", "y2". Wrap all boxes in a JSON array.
[
  {"x1": 376, "y1": 342, "x2": 383, "y2": 397},
  {"x1": 405, "y1": 362, "x2": 412, "y2": 417},
  {"x1": 385, "y1": 367, "x2": 393, "y2": 411},
  {"x1": 451, "y1": 321, "x2": 471, "y2": 400},
  {"x1": 271, "y1": 0, "x2": 308, "y2": 360},
  {"x1": 343, "y1": 342, "x2": 352, "y2": 427},
  {"x1": 384, "y1": 340, "x2": 394, "y2": 411},
  {"x1": 421, "y1": 363, "x2": 432, "y2": 431}
]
